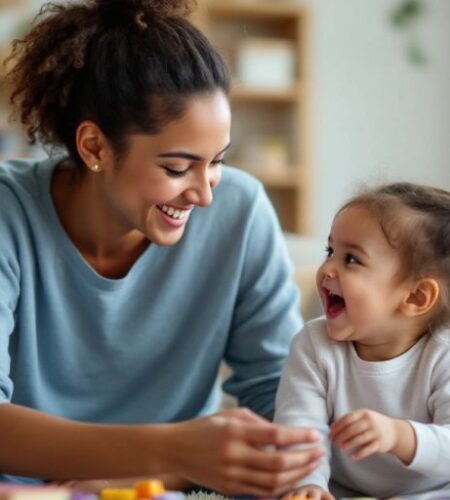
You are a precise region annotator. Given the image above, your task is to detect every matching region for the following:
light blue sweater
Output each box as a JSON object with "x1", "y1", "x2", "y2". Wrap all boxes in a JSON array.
[{"x1": 0, "y1": 157, "x2": 301, "y2": 432}]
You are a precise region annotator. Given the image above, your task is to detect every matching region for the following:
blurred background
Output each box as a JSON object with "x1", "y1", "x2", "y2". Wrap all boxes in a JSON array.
[{"x1": 0, "y1": 0, "x2": 449, "y2": 244}]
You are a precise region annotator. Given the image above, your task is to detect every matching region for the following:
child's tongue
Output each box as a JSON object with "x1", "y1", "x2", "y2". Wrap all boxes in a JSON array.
[{"x1": 328, "y1": 294, "x2": 346, "y2": 318}]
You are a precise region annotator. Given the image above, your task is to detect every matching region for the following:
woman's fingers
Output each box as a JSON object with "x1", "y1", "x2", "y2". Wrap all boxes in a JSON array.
[
  {"x1": 241, "y1": 421, "x2": 322, "y2": 448},
  {"x1": 235, "y1": 457, "x2": 321, "y2": 488},
  {"x1": 218, "y1": 459, "x2": 322, "y2": 498},
  {"x1": 171, "y1": 410, "x2": 326, "y2": 496},
  {"x1": 239, "y1": 444, "x2": 325, "y2": 472}
]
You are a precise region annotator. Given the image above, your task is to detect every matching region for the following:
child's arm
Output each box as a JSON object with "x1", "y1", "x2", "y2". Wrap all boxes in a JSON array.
[
  {"x1": 330, "y1": 337, "x2": 450, "y2": 477},
  {"x1": 329, "y1": 409, "x2": 416, "y2": 464},
  {"x1": 274, "y1": 321, "x2": 331, "y2": 492}
]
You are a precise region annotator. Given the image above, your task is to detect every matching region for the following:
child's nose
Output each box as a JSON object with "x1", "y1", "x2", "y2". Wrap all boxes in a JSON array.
[{"x1": 322, "y1": 262, "x2": 337, "y2": 279}]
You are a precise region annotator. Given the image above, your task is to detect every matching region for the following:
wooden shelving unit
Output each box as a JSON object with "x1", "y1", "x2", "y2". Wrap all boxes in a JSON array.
[
  {"x1": 0, "y1": 1, "x2": 30, "y2": 159},
  {"x1": 195, "y1": 0, "x2": 312, "y2": 234}
]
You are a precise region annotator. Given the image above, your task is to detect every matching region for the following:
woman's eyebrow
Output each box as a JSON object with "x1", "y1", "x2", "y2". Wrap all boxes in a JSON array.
[{"x1": 157, "y1": 142, "x2": 231, "y2": 161}]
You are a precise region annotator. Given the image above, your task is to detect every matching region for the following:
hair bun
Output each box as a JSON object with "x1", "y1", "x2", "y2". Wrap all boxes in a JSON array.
[{"x1": 95, "y1": 0, "x2": 197, "y2": 19}]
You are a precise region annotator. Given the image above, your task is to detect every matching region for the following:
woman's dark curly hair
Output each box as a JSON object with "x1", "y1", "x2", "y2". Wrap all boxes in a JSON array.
[
  {"x1": 340, "y1": 182, "x2": 450, "y2": 331},
  {"x1": 5, "y1": 0, "x2": 230, "y2": 165}
]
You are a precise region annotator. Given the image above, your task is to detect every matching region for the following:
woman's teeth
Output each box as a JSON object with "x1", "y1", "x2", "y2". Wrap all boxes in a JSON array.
[{"x1": 158, "y1": 204, "x2": 189, "y2": 220}]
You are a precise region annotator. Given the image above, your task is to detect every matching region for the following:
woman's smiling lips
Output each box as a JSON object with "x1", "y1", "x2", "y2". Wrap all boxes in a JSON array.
[{"x1": 156, "y1": 203, "x2": 193, "y2": 228}]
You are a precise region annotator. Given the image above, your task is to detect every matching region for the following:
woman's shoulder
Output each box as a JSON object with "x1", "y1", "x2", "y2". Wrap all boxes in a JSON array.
[
  {"x1": 215, "y1": 166, "x2": 263, "y2": 205},
  {"x1": 189, "y1": 166, "x2": 273, "y2": 239},
  {"x1": 0, "y1": 156, "x2": 55, "y2": 229},
  {"x1": 0, "y1": 157, "x2": 49, "y2": 200}
]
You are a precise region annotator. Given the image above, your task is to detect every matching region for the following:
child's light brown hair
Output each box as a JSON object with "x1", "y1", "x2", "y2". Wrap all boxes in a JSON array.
[{"x1": 340, "y1": 182, "x2": 450, "y2": 331}]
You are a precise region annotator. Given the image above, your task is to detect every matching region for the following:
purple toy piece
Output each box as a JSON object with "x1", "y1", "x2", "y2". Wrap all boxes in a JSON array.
[
  {"x1": 153, "y1": 492, "x2": 186, "y2": 500},
  {"x1": 71, "y1": 493, "x2": 98, "y2": 500}
]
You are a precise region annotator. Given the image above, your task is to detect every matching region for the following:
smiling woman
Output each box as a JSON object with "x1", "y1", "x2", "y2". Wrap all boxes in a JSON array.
[{"x1": 0, "y1": 0, "x2": 324, "y2": 496}]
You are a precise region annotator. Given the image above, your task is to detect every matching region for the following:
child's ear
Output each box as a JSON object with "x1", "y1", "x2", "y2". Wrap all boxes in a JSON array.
[{"x1": 400, "y1": 278, "x2": 440, "y2": 317}]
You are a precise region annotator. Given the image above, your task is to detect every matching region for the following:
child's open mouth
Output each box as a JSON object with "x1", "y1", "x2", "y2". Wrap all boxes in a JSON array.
[{"x1": 323, "y1": 287, "x2": 346, "y2": 319}]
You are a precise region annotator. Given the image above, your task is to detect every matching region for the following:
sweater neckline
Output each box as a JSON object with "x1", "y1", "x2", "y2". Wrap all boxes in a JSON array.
[
  {"x1": 38, "y1": 156, "x2": 157, "y2": 290},
  {"x1": 349, "y1": 334, "x2": 429, "y2": 374}
]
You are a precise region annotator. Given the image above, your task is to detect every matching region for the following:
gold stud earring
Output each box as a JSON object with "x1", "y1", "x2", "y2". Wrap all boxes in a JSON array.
[{"x1": 90, "y1": 164, "x2": 101, "y2": 172}]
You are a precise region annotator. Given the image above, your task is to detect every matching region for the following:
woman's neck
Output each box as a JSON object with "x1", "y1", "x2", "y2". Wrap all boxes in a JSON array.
[{"x1": 51, "y1": 160, "x2": 149, "y2": 278}]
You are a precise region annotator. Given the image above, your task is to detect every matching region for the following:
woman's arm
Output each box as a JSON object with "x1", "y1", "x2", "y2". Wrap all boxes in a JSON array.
[{"x1": 0, "y1": 404, "x2": 324, "y2": 497}]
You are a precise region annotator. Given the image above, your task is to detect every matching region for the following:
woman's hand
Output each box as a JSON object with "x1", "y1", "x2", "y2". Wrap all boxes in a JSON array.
[
  {"x1": 330, "y1": 409, "x2": 416, "y2": 464},
  {"x1": 161, "y1": 408, "x2": 325, "y2": 497},
  {"x1": 282, "y1": 484, "x2": 334, "y2": 500}
]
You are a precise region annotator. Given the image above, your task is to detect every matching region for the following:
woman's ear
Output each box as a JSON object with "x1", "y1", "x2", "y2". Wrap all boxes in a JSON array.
[
  {"x1": 400, "y1": 278, "x2": 440, "y2": 318},
  {"x1": 76, "y1": 120, "x2": 112, "y2": 168}
]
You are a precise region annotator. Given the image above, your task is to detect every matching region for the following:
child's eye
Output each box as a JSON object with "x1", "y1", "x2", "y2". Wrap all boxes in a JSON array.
[
  {"x1": 210, "y1": 158, "x2": 225, "y2": 166},
  {"x1": 325, "y1": 245, "x2": 333, "y2": 258},
  {"x1": 345, "y1": 253, "x2": 360, "y2": 265}
]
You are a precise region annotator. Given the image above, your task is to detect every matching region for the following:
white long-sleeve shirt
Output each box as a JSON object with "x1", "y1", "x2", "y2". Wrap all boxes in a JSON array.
[{"x1": 274, "y1": 317, "x2": 450, "y2": 498}]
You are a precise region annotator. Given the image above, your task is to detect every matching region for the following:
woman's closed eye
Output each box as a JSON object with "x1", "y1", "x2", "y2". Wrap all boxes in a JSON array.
[
  {"x1": 211, "y1": 157, "x2": 225, "y2": 166},
  {"x1": 163, "y1": 166, "x2": 189, "y2": 178},
  {"x1": 163, "y1": 158, "x2": 225, "y2": 178}
]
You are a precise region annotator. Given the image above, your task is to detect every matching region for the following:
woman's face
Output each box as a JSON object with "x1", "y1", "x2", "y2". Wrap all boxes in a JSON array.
[{"x1": 98, "y1": 91, "x2": 231, "y2": 246}]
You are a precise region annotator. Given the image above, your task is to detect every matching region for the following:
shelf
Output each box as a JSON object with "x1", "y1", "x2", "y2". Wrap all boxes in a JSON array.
[
  {"x1": 231, "y1": 84, "x2": 303, "y2": 103},
  {"x1": 205, "y1": 1, "x2": 306, "y2": 20},
  {"x1": 255, "y1": 170, "x2": 299, "y2": 188},
  {"x1": 197, "y1": 0, "x2": 312, "y2": 234},
  {"x1": 232, "y1": 164, "x2": 306, "y2": 189},
  {"x1": 0, "y1": 0, "x2": 26, "y2": 6}
]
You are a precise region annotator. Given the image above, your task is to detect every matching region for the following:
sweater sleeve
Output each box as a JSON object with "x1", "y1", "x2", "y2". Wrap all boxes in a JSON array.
[
  {"x1": 407, "y1": 337, "x2": 450, "y2": 478},
  {"x1": 0, "y1": 185, "x2": 22, "y2": 403},
  {"x1": 222, "y1": 184, "x2": 302, "y2": 417},
  {"x1": 274, "y1": 322, "x2": 331, "y2": 491}
]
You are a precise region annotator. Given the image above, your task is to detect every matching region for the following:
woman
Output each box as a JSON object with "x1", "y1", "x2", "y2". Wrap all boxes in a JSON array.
[{"x1": 0, "y1": 0, "x2": 324, "y2": 495}]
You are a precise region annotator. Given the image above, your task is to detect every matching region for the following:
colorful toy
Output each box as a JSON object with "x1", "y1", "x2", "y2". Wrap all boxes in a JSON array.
[
  {"x1": 134, "y1": 480, "x2": 165, "y2": 498},
  {"x1": 100, "y1": 489, "x2": 137, "y2": 500},
  {"x1": 0, "y1": 484, "x2": 71, "y2": 500},
  {"x1": 99, "y1": 479, "x2": 186, "y2": 500}
]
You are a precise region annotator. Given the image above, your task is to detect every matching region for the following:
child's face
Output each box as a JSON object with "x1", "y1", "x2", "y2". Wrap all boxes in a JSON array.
[{"x1": 316, "y1": 205, "x2": 412, "y2": 354}]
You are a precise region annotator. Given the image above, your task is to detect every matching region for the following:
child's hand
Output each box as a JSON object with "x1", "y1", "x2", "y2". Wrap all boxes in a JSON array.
[
  {"x1": 329, "y1": 409, "x2": 398, "y2": 460},
  {"x1": 282, "y1": 484, "x2": 334, "y2": 500}
]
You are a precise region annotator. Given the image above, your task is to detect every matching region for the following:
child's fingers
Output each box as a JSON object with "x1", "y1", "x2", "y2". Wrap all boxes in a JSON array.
[
  {"x1": 351, "y1": 440, "x2": 380, "y2": 460},
  {"x1": 283, "y1": 486, "x2": 325, "y2": 500},
  {"x1": 339, "y1": 429, "x2": 374, "y2": 451},
  {"x1": 329, "y1": 411, "x2": 361, "y2": 438},
  {"x1": 331, "y1": 419, "x2": 369, "y2": 447}
]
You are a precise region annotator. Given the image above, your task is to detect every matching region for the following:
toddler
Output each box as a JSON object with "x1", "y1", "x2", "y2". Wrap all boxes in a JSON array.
[{"x1": 275, "y1": 182, "x2": 450, "y2": 499}]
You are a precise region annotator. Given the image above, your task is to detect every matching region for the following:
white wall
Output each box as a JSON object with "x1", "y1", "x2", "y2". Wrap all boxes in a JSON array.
[{"x1": 307, "y1": 0, "x2": 450, "y2": 238}]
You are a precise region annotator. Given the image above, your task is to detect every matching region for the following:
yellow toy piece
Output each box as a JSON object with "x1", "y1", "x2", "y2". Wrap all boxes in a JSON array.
[
  {"x1": 134, "y1": 480, "x2": 166, "y2": 498},
  {"x1": 100, "y1": 488, "x2": 137, "y2": 500}
]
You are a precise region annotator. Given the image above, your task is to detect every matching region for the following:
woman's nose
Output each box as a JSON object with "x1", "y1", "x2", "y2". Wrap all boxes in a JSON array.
[{"x1": 185, "y1": 167, "x2": 220, "y2": 207}]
